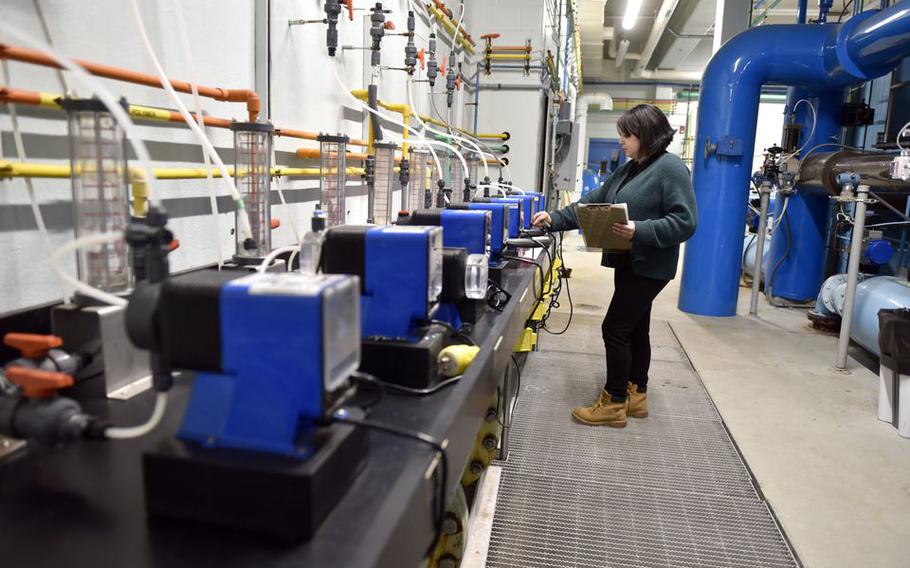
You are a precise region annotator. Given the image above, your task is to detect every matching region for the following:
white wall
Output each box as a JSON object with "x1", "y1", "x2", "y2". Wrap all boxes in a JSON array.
[{"x1": 1, "y1": 0, "x2": 542, "y2": 315}]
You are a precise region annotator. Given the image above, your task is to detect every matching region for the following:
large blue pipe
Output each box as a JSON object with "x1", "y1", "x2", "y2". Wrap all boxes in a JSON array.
[
  {"x1": 678, "y1": 2, "x2": 910, "y2": 316},
  {"x1": 766, "y1": 89, "x2": 843, "y2": 301}
]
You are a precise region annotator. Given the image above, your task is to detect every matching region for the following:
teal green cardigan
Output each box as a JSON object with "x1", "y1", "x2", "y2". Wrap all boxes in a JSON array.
[{"x1": 549, "y1": 152, "x2": 697, "y2": 281}]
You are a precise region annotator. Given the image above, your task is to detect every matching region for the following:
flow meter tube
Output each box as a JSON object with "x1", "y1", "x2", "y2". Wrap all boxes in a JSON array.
[
  {"x1": 231, "y1": 122, "x2": 274, "y2": 262},
  {"x1": 372, "y1": 142, "x2": 397, "y2": 225},
  {"x1": 318, "y1": 134, "x2": 349, "y2": 227}
]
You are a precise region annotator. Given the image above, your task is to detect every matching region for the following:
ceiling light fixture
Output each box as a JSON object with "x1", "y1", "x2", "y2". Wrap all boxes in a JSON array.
[{"x1": 622, "y1": 0, "x2": 643, "y2": 30}]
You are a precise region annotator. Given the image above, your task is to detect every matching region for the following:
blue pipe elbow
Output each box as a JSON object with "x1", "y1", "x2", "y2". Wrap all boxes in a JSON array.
[{"x1": 678, "y1": 1, "x2": 910, "y2": 317}]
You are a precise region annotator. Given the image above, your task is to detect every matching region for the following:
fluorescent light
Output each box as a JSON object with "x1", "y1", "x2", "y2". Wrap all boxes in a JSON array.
[{"x1": 622, "y1": 0, "x2": 643, "y2": 30}]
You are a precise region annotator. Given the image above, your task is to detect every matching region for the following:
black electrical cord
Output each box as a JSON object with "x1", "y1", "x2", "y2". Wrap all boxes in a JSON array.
[
  {"x1": 540, "y1": 231, "x2": 574, "y2": 335},
  {"x1": 429, "y1": 319, "x2": 476, "y2": 346},
  {"x1": 502, "y1": 255, "x2": 545, "y2": 303},
  {"x1": 331, "y1": 411, "x2": 448, "y2": 553},
  {"x1": 487, "y1": 279, "x2": 512, "y2": 312},
  {"x1": 353, "y1": 371, "x2": 464, "y2": 396},
  {"x1": 350, "y1": 372, "x2": 385, "y2": 411}
]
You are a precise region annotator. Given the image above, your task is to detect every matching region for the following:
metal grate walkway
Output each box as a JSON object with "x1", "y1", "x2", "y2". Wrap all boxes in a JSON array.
[{"x1": 486, "y1": 316, "x2": 799, "y2": 568}]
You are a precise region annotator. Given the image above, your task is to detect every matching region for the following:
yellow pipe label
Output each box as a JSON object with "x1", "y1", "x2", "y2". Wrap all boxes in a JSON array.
[
  {"x1": 129, "y1": 105, "x2": 173, "y2": 122},
  {"x1": 38, "y1": 92, "x2": 62, "y2": 109}
]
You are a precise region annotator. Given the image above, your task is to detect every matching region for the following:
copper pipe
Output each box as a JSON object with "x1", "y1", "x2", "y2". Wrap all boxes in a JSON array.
[
  {"x1": 295, "y1": 148, "x2": 369, "y2": 161},
  {"x1": 491, "y1": 46, "x2": 532, "y2": 52},
  {"x1": 275, "y1": 127, "x2": 368, "y2": 148},
  {"x1": 0, "y1": 43, "x2": 260, "y2": 121}
]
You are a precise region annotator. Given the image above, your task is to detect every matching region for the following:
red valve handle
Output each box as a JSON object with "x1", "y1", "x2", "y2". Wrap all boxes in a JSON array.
[
  {"x1": 456, "y1": 74, "x2": 462, "y2": 91},
  {"x1": 3, "y1": 333, "x2": 63, "y2": 360},
  {"x1": 417, "y1": 48, "x2": 426, "y2": 70},
  {"x1": 345, "y1": 0, "x2": 354, "y2": 21},
  {"x1": 167, "y1": 238, "x2": 180, "y2": 252},
  {"x1": 440, "y1": 56, "x2": 446, "y2": 75},
  {"x1": 384, "y1": 21, "x2": 395, "y2": 30},
  {"x1": 270, "y1": 218, "x2": 281, "y2": 230},
  {"x1": 5, "y1": 366, "x2": 73, "y2": 399}
]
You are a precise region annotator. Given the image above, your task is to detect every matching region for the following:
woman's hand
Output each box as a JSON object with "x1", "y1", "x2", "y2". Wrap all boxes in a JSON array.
[
  {"x1": 532, "y1": 211, "x2": 552, "y2": 228},
  {"x1": 612, "y1": 221, "x2": 636, "y2": 240}
]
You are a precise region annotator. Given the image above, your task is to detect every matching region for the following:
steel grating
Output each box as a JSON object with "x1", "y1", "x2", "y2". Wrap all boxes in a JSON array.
[{"x1": 486, "y1": 318, "x2": 799, "y2": 568}]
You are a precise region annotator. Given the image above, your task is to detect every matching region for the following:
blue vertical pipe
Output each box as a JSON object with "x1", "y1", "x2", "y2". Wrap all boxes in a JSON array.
[
  {"x1": 797, "y1": 0, "x2": 808, "y2": 23},
  {"x1": 766, "y1": 89, "x2": 844, "y2": 301},
  {"x1": 678, "y1": 2, "x2": 910, "y2": 316}
]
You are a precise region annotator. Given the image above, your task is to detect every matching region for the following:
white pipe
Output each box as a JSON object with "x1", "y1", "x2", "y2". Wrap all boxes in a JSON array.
[
  {"x1": 171, "y1": 0, "x2": 223, "y2": 269},
  {"x1": 614, "y1": 39, "x2": 630, "y2": 67},
  {"x1": 129, "y1": 0, "x2": 253, "y2": 243},
  {"x1": 49, "y1": 233, "x2": 129, "y2": 307},
  {"x1": 331, "y1": 61, "x2": 445, "y2": 179},
  {"x1": 257, "y1": 245, "x2": 299, "y2": 273},
  {"x1": 106, "y1": 392, "x2": 167, "y2": 439}
]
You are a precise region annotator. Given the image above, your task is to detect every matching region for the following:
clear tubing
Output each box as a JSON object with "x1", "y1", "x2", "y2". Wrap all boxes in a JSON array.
[
  {"x1": 320, "y1": 138, "x2": 348, "y2": 227},
  {"x1": 50, "y1": 233, "x2": 129, "y2": 307},
  {"x1": 330, "y1": 62, "x2": 444, "y2": 179},
  {"x1": 128, "y1": 0, "x2": 252, "y2": 242},
  {"x1": 373, "y1": 144, "x2": 396, "y2": 224},
  {"x1": 67, "y1": 103, "x2": 132, "y2": 293},
  {"x1": 409, "y1": 148, "x2": 430, "y2": 209},
  {"x1": 449, "y1": 151, "x2": 464, "y2": 203},
  {"x1": 233, "y1": 125, "x2": 273, "y2": 260},
  {"x1": 172, "y1": 0, "x2": 223, "y2": 269}
]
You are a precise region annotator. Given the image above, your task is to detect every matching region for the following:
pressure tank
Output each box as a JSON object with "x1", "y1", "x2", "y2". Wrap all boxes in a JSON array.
[{"x1": 816, "y1": 275, "x2": 910, "y2": 356}]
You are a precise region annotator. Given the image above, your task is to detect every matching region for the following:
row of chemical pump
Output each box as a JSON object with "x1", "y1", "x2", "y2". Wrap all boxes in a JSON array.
[{"x1": 0, "y1": 161, "x2": 549, "y2": 541}]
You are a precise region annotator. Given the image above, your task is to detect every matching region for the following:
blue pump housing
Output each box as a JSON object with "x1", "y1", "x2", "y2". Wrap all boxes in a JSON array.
[
  {"x1": 489, "y1": 198, "x2": 523, "y2": 237},
  {"x1": 178, "y1": 272, "x2": 361, "y2": 458},
  {"x1": 441, "y1": 209, "x2": 490, "y2": 255},
  {"x1": 466, "y1": 202, "x2": 509, "y2": 260},
  {"x1": 363, "y1": 225, "x2": 444, "y2": 341},
  {"x1": 505, "y1": 194, "x2": 535, "y2": 229}
]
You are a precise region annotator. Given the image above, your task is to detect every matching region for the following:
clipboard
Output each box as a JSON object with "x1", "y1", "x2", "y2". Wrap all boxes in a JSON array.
[{"x1": 577, "y1": 203, "x2": 632, "y2": 252}]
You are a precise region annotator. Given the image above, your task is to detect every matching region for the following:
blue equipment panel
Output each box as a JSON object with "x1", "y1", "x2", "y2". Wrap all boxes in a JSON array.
[
  {"x1": 179, "y1": 272, "x2": 360, "y2": 458},
  {"x1": 507, "y1": 194, "x2": 536, "y2": 228},
  {"x1": 441, "y1": 209, "x2": 490, "y2": 255},
  {"x1": 466, "y1": 202, "x2": 509, "y2": 260},
  {"x1": 363, "y1": 225, "x2": 443, "y2": 340},
  {"x1": 489, "y1": 197, "x2": 523, "y2": 237}
]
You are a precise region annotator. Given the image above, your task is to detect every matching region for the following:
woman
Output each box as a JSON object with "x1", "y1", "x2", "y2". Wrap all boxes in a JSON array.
[{"x1": 531, "y1": 104, "x2": 697, "y2": 428}]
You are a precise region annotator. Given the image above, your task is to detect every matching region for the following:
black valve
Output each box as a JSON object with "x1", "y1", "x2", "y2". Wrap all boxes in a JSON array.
[
  {"x1": 325, "y1": 0, "x2": 342, "y2": 56},
  {"x1": 404, "y1": 11, "x2": 417, "y2": 74},
  {"x1": 369, "y1": 3, "x2": 391, "y2": 67},
  {"x1": 427, "y1": 33, "x2": 439, "y2": 86}
]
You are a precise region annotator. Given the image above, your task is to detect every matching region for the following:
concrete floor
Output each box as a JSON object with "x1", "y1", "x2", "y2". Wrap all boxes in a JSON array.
[{"x1": 550, "y1": 233, "x2": 910, "y2": 568}]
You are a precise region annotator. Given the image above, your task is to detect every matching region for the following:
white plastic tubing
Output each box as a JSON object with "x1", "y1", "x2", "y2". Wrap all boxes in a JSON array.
[
  {"x1": 129, "y1": 0, "x2": 254, "y2": 244},
  {"x1": 0, "y1": 23, "x2": 160, "y2": 308}
]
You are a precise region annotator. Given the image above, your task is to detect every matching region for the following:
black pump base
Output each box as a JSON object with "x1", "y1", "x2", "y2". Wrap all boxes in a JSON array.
[
  {"x1": 359, "y1": 330, "x2": 445, "y2": 389},
  {"x1": 142, "y1": 409, "x2": 368, "y2": 542}
]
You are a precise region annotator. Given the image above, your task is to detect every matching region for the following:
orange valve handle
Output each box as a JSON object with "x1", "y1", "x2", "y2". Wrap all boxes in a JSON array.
[
  {"x1": 456, "y1": 74, "x2": 462, "y2": 91},
  {"x1": 167, "y1": 238, "x2": 180, "y2": 252},
  {"x1": 417, "y1": 48, "x2": 426, "y2": 70},
  {"x1": 3, "y1": 333, "x2": 63, "y2": 359},
  {"x1": 480, "y1": 33, "x2": 501, "y2": 40},
  {"x1": 384, "y1": 21, "x2": 395, "y2": 30},
  {"x1": 5, "y1": 366, "x2": 73, "y2": 399},
  {"x1": 345, "y1": 0, "x2": 354, "y2": 21},
  {"x1": 440, "y1": 56, "x2": 446, "y2": 76},
  {"x1": 270, "y1": 218, "x2": 281, "y2": 230}
]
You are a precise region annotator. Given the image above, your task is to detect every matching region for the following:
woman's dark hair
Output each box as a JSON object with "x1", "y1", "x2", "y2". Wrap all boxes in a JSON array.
[{"x1": 616, "y1": 104, "x2": 675, "y2": 158}]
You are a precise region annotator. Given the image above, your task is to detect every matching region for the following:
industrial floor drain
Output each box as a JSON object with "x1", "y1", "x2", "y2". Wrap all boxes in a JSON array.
[{"x1": 486, "y1": 317, "x2": 799, "y2": 568}]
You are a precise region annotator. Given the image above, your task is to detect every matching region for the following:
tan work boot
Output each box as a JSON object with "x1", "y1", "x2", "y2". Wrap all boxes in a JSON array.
[
  {"x1": 572, "y1": 390, "x2": 627, "y2": 427},
  {"x1": 627, "y1": 382, "x2": 648, "y2": 418}
]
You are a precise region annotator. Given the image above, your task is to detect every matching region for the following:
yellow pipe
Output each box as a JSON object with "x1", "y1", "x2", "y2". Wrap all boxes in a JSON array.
[
  {"x1": 487, "y1": 53, "x2": 532, "y2": 61},
  {"x1": 351, "y1": 90, "x2": 411, "y2": 154},
  {"x1": 0, "y1": 161, "x2": 364, "y2": 181},
  {"x1": 427, "y1": 5, "x2": 475, "y2": 56}
]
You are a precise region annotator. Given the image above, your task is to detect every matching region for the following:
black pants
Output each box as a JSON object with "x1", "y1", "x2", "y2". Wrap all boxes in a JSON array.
[{"x1": 602, "y1": 265, "x2": 669, "y2": 401}]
